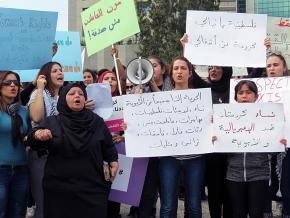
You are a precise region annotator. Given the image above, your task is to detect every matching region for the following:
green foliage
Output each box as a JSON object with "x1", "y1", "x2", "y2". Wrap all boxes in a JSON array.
[{"x1": 136, "y1": 0, "x2": 220, "y2": 64}]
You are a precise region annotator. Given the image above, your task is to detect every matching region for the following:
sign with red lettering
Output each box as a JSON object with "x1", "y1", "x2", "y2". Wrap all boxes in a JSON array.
[
  {"x1": 230, "y1": 77, "x2": 290, "y2": 103},
  {"x1": 213, "y1": 103, "x2": 285, "y2": 152}
]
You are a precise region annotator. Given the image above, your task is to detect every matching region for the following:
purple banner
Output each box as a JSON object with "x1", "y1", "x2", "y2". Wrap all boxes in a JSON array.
[{"x1": 109, "y1": 141, "x2": 148, "y2": 206}]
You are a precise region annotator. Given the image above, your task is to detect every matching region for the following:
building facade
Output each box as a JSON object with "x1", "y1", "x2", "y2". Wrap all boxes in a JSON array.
[{"x1": 254, "y1": 0, "x2": 290, "y2": 17}]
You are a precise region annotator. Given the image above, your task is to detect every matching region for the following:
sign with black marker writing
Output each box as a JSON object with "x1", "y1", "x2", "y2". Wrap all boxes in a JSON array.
[
  {"x1": 123, "y1": 89, "x2": 213, "y2": 157},
  {"x1": 184, "y1": 11, "x2": 267, "y2": 67},
  {"x1": 213, "y1": 103, "x2": 285, "y2": 152}
]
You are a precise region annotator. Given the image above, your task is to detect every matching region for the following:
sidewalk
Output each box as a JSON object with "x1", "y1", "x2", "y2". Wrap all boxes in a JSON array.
[{"x1": 120, "y1": 198, "x2": 210, "y2": 218}]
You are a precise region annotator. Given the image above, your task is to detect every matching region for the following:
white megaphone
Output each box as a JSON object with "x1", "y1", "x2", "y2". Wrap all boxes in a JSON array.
[{"x1": 126, "y1": 57, "x2": 154, "y2": 85}]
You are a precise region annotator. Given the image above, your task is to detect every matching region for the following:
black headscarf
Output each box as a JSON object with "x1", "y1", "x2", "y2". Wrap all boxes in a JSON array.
[
  {"x1": 57, "y1": 83, "x2": 98, "y2": 155},
  {"x1": 207, "y1": 67, "x2": 233, "y2": 93}
]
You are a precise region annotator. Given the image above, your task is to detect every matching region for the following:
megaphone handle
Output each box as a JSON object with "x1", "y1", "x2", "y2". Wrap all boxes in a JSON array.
[
  {"x1": 112, "y1": 44, "x2": 122, "y2": 95},
  {"x1": 138, "y1": 57, "x2": 142, "y2": 86}
]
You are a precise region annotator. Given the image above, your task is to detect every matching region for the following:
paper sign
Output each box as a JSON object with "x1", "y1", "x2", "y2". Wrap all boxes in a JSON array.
[
  {"x1": 86, "y1": 83, "x2": 113, "y2": 119},
  {"x1": 105, "y1": 96, "x2": 124, "y2": 133},
  {"x1": 123, "y1": 89, "x2": 213, "y2": 157},
  {"x1": 109, "y1": 142, "x2": 148, "y2": 206},
  {"x1": 213, "y1": 103, "x2": 285, "y2": 152},
  {"x1": 230, "y1": 77, "x2": 290, "y2": 103},
  {"x1": 184, "y1": 11, "x2": 267, "y2": 67},
  {"x1": 52, "y1": 32, "x2": 83, "y2": 81},
  {"x1": 0, "y1": 0, "x2": 68, "y2": 31},
  {"x1": 267, "y1": 16, "x2": 290, "y2": 69},
  {"x1": 81, "y1": 0, "x2": 140, "y2": 56},
  {"x1": 282, "y1": 91, "x2": 290, "y2": 148},
  {"x1": 0, "y1": 8, "x2": 57, "y2": 70},
  {"x1": 111, "y1": 154, "x2": 133, "y2": 192}
]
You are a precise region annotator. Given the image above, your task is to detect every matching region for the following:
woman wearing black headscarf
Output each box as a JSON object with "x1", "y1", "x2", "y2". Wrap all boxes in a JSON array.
[{"x1": 26, "y1": 83, "x2": 118, "y2": 218}]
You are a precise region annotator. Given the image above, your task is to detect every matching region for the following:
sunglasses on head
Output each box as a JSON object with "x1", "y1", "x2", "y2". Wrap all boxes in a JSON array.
[{"x1": 2, "y1": 80, "x2": 21, "y2": 86}]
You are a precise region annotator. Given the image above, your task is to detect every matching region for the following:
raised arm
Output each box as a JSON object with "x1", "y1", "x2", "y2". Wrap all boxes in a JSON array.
[
  {"x1": 111, "y1": 46, "x2": 126, "y2": 94},
  {"x1": 29, "y1": 75, "x2": 47, "y2": 123}
]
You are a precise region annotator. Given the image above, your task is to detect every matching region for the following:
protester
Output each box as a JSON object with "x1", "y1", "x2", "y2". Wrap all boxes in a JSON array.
[
  {"x1": 97, "y1": 47, "x2": 127, "y2": 218},
  {"x1": 181, "y1": 33, "x2": 233, "y2": 217},
  {"x1": 265, "y1": 50, "x2": 290, "y2": 218},
  {"x1": 213, "y1": 80, "x2": 287, "y2": 218},
  {"x1": 130, "y1": 55, "x2": 172, "y2": 218},
  {"x1": 83, "y1": 68, "x2": 97, "y2": 87},
  {"x1": 126, "y1": 79, "x2": 133, "y2": 94},
  {"x1": 26, "y1": 83, "x2": 118, "y2": 218},
  {"x1": 159, "y1": 56, "x2": 206, "y2": 218},
  {"x1": 27, "y1": 61, "x2": 64, "y2": 218},
  {"x1": 0, "y1": 71, "x2": 30, "y2": 217}
]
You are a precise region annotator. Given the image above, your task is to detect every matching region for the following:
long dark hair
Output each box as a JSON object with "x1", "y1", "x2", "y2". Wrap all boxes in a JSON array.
[
  {"x1": 37, "y1": 61, "x2": 62, "y2": 96},
  {"x1": 169, "y1": 56, "x2": 208, "y2": 89},
  {"x1": 148, "y1": 55, "x2": 168, "y2": 77},
  {"x1": 83, "y1": 68, "x2": 97, "y2": 83},
  {"x1": 0, "y1": 71, "x2": 24, "y2": 146},
  {"x1": 0, "y1": 71, "x2": 21, "y2": 111}
]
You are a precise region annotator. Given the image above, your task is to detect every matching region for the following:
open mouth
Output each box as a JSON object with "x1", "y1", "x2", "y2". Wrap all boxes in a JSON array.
[{"x1": 74, "y1": 99, "x2": 81, "y2": 104}]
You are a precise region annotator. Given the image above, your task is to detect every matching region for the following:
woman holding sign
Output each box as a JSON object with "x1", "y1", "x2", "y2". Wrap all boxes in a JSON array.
[
  {"x1": 213, "y1": 80, "x2": 287, "y2": 218},
  {"x1": 265, "y1": 50, "x2": 290, "y2": 218},
  {"x1": 159, "y1": 56, "x2": 206, "y2": 218},
  {"x1": 181, "y1": 33, "x2": 233, "y2": 218}
]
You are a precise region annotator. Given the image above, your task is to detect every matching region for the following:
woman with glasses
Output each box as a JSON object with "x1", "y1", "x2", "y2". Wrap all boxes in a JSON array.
[{"x1": 0, "y1": 71, "x2": 30, "y2": 218}]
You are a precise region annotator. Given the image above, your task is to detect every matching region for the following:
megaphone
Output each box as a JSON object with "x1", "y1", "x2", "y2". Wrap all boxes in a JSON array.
[{"x1": 126, "y1": 57, "x2": 154, "y2": 85}]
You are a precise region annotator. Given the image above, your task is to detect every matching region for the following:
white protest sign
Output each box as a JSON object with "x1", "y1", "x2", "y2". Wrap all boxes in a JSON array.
[
  {"x1": 213, "y1": 103, "x2": 285, "y2": 152},
  {"x1": 0, "y1": 0, "x2": 68, "y2": 31},
  {"x1": 184, "y1": 11, "x2": 267, "y2": 67},
  {"x1": 267, "y1": 17, "x2": 290, "y2": 69},
  {"x1": 111, "y1": 154, "x2": 133, "y2": 192},
  {"x1": 86, "y1": 83, "x2": 113, "y2": 119},
  {"x1": 123, "y1": 89, "x2": 213, "y2": 157},
  {"x1": 105, "y1": 96, "x2": 124, "y2": 133},
  {"x1": 282, "y1": 91, "x2": 290, "y2": 148},
  {"x1": 230, "y1": 77, "x2": 290, "y2": 103}
]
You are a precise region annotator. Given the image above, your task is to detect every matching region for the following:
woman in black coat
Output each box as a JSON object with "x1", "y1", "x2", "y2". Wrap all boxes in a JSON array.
[{"x1": 27, "y1": 83, "x2": 118, "y2": 218}]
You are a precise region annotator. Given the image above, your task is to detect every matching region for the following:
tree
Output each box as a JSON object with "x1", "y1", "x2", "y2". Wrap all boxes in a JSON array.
[{"x1": 136, "y1": 0, "x2": 220, "y2": 64}]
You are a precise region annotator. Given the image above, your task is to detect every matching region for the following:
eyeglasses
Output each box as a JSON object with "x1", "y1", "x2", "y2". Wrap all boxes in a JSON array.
[
  {"x1": 126, "y1": 85, "x2": 133, "y2": 89},
  {"x1": 208, "y1": 66, "x2": 222, "y2": 71},
  {"x1": 1, "y1": 80, "x2": 21, "y2": 87}
]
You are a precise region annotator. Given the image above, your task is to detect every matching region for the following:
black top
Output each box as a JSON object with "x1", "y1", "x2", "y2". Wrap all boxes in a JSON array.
[
  {"x1": 28, "y1": 114, "x2": 118, "y2": 193},
  {"x1": 27, "y1": 83, "x2": 118, "y2": 194},
  {"x1": 20, "y1": 83, "x2": 36, "y2": 105}
]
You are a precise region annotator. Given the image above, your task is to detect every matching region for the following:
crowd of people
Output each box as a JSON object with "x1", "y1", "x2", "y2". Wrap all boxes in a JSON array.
[{"x1": 0, "y1": 35, "x2": 289, "y2": 218}]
